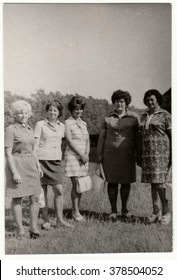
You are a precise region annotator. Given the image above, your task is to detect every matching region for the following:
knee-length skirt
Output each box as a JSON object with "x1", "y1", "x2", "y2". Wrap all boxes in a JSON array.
[{"x1": 6, "y1": 155, "x2": 42, "y2": 198}]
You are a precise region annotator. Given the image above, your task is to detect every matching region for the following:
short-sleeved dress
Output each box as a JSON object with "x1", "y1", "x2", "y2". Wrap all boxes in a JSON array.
[
  {"x1": 101, "y1": 110, "x2": 139, "y2": 184},
  {"x1": 139, "y1": 109, "x2": 171, "y2": 183},
  {"x1": 34, "y1": 119, "x2": 65, "y2": 185},
  {"x1": 5, "y1": 123, "x2": 42, "y2": 198},
  {"x1": 64, "y1": 117, "x2": 89, "y2": 177}
]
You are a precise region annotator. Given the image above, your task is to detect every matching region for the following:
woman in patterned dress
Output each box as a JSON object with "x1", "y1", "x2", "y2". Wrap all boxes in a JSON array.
[
  {"x1": 138, "y1": 89, "x2": 172, "y2": 225},
  {"x1": 64, "y1": 97, "x2": 90, "y2": 222},
  {"x1": 97, "y1": 90, "x2": 140, "y2": 221},
  {"x1": 5, "y1": 100, "x2": 43, "y2": 239}
]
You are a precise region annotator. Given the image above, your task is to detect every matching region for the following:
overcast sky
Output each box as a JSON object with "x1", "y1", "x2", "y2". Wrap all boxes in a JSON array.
[{"x1": 3, "y1": 3, "x2": 171, "y2": 108}]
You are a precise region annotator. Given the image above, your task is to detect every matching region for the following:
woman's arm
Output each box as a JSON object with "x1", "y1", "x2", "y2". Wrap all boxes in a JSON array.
[
  {"x1": 134, "y1": 115, "x2": 141, "y2": 164},
  {"x1": 166, "y1": 129, "x2": 172, "y2": 168},
  {"x1": 84, "y1": 136, "x2": 90, "y2": 162},
  {"x1": 85, "y1": 136, "x2": 90, "y2": 155},
  {"x1": 65, "y1": 122, "x2": 88, "y2": 163},
  {"x1": 5, "y1": 147, "x2": 22, "y2": 184},
  {"x1": 33, "y1": 137, "x2": 43, "y2": 178},
  {"x1": 97, "y1": 128, "x2": 106, "y2": 163}
]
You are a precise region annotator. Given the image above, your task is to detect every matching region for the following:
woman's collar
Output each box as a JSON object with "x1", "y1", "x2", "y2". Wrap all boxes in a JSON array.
[
  {"x1": 13, "y1": 122, "x2": 31, "y2": 129},
  {"x1": 143, "y1": 108, "x2": 165, "y2": 115}
]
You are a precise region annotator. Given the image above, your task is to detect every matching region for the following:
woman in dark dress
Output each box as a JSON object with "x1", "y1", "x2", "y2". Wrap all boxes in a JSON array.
[{"x1": 97, "y1": 90, "x2": 139, "y2": 220}]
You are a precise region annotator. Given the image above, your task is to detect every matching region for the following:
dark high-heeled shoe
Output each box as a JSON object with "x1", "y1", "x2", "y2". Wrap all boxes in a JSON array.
[{"x1": 29, "y1": 231, "x2": 40, "y2": 239}]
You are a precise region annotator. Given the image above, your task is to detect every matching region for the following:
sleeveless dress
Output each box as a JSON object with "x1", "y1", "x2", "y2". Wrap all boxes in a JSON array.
[
  {"x1": 5, "y1": 123, "x2": 42, "y2": 198},
  {"x1": 64, "y1": 117, "x2": 89, "y2": 177}
]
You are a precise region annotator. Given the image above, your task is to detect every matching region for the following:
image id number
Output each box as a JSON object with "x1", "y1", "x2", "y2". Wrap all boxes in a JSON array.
[{"x1": 109, "y1": 266, "x2": 163, "y2": 276}]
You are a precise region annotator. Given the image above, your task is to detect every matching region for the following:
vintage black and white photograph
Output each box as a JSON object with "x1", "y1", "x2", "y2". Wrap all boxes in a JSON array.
[{"x1": 4, "y1": 3, "x2": 172, "y2": 255}]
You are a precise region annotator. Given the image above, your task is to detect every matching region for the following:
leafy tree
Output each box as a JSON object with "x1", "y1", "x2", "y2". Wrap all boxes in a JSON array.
[{"x1": 4, "y1": 89, "x2": 145, "y2": 133}]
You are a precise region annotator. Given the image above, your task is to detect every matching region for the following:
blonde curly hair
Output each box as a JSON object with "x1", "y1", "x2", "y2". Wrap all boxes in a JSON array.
[{"x1": 11, "y1": 100, "x2": 32, "y2": 116}]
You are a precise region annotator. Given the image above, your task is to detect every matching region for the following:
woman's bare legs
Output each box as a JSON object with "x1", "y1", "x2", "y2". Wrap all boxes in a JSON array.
[
  {"x1": 70, "y1": 177, "x2": 85, "y2": 221},
  {"x1": 156, "y1": 184, "x2": 169, "y2": 216},
  {"x1": 40, "y1": 185, "x2": 50, "y2": 224},
  {"x1": 71, "y1": 177, "x2": 82, "y2": 214},
  {"x1": 53, "y1": 184, "x2": 73, "y2": 227},
  {"x1": 11, "y1": 197, "x2": 24, "y2": 235},
  {"x1": 151, "y1": 184, "x2": 161, "y2": 215},
  {"x1": 29, "y1": 194, "x2": 40, "y2": 234}
]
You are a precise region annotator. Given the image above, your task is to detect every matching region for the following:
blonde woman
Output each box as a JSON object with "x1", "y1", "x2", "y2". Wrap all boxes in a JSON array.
[{"x1": 5, "y1": 100, "x2": 43, "y2": 239}]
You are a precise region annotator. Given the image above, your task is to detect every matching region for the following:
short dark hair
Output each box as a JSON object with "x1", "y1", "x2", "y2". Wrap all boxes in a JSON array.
[
  {"x1": 111, "y1": 89, "x2": 132, "y2": 106},
  {"x1": 143, "y1": 89, "x2": 163, "y2": 106},
  {"x1": 68, "y1": 96, "x2": 86, "y2": 112},
  {"x1": 45, "y1": 99, "x2": 63, "y2": 116}
]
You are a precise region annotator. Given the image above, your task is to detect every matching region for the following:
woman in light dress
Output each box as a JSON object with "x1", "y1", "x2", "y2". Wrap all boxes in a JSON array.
[
  {"x1": 64, "y1": 97, "x2": 90, "y2": 222},
  {"x1": 5, "y1": 100, "x2": 43, "y2": 239},
  {"x1": 34, "y1": 100, "x2": 73, "y2": 229}
]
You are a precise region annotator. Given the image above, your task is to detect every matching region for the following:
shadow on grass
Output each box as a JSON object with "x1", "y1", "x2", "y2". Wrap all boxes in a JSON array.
[
  {"x1": 63, "y1": 208, "x2": 153, "y2": 225},
  {"x1": 5, "y1": 207, "x2": 157, "y2": 237}
]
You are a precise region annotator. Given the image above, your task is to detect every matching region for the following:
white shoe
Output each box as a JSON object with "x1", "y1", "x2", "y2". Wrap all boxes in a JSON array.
[
  {"x1": 161, "y1": 212, "x2": 171, "y2": 225},
  {"x1": 108, "y1": 213, "x2": 118, "y2": 221},
  {"x1": 41, "y1": 222, "x2": 51, "y2": 230},
  {"x1": 72, "y1": 212, "x2": 85, "y2": 222},
  {"x1": 147, "y1": 212, "x2": 162, "y2": 223}
]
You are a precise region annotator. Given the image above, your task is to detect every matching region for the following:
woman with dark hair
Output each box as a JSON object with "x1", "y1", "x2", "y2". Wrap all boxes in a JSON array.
[
  {"x1": 34, "y1": 100, "x2": 73, "y2": 229},
  {"x1": 138, "y1": 89, "x2": 172, "y2": 225},
  {"x1": 64, "y1": 96, "x2": 90, "y2": 222},
  {"x1": 97, "y1": 89, "x2": 139, "y2": 221}
]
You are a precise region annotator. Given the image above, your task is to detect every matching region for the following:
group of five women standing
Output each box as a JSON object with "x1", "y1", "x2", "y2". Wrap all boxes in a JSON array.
[{"x1": 5, "y1": 89, "x2": 172, "y2": 238}]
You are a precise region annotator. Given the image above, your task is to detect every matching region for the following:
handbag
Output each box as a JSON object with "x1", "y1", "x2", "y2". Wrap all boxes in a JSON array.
[
  {"x1": 92, "y1": 163, "x2": 107, "y2": 192},
  {"x1": 77, "y1": 164, "x2": 92, "y2": 194},
  {"x1": 77, "y1": 175, "x2": 92, "y2": 193}
]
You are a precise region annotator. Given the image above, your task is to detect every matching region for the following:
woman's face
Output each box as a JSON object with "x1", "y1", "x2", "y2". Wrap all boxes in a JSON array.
[
  {"x1": 14, "y1": 109, "x2": 30, "y2": 125},
  {"x1": 145, "y1": 95, "x2": 159, "y2": 110},
  {"x1": 113, "y1": 98, "x2": 126, "y2": 113},
  {"x1": 47, "y1": 105, "x2": 60, "y2": 122},
  {"x1": 72, "y1": 106, "x2": 83, "y2": 119}
]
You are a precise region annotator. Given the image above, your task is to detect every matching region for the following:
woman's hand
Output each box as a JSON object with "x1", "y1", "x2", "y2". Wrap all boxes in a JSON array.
[
  {"x1": 98, "y1": 154, "x2": 103, "y2": 163},
  {"x1": 13, "y1": 172, "x2": 22, "y2": 185},
  {"x1": 37, "y1": 165, "x2": 43, "y2": 178},
  {"x1": 80, "y1": 153, "x2": 89, "y2": 164},
  {"x1": 84, "y1": 152, "x2": 89, "y2": 162}
]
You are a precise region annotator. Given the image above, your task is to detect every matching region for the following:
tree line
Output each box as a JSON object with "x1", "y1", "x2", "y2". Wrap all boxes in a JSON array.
[{"x1": 4, "y1": 89, "x2": 145, "y2": 134}]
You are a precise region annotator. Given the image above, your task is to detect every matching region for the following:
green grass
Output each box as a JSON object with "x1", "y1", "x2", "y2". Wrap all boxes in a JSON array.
[{"x1": 5, "y1": 163, "x2": 173, "y2": 254}]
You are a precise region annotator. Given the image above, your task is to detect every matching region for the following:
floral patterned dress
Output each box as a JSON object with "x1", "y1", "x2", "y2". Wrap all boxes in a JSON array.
[{"x1": 139, "y1": 109, "x2": 171, "y2": 183}]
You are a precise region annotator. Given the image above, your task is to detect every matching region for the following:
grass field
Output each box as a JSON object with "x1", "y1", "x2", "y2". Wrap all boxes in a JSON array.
[{"x1": 5, "y1": 163, "x2": 173, "y2": 254}]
